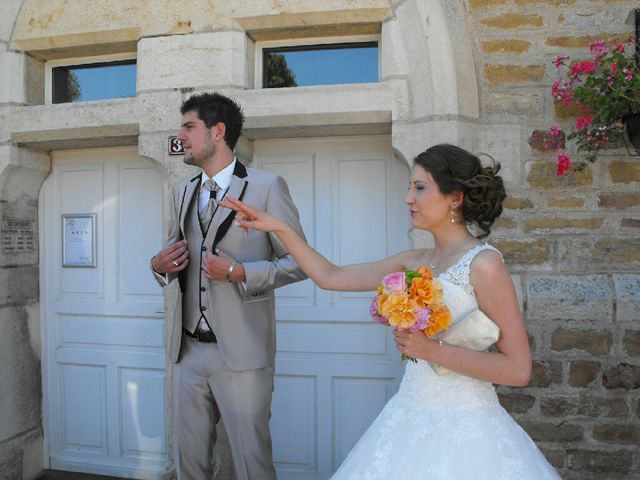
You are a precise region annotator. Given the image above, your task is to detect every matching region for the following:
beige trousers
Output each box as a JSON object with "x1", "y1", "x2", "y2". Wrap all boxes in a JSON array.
[{"x1": 174, "y1": 335, "x2": 276, "y2": 480}]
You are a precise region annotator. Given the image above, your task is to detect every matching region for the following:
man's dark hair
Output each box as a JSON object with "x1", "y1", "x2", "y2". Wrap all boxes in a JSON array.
[{"x1": 181, "y1": 92, "x2": 245, "y2": 151}]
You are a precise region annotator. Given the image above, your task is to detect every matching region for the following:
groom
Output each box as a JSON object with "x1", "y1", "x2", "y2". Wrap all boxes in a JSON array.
[{"x1": 151, "y1": 92, "x2": 306, "y2": 479}]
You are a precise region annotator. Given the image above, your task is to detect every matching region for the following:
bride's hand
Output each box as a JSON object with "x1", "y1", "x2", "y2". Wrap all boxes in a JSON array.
[
  {"x1": 394, "y1": 330, "x2": 435, "y2": 361},
  {"x1": 218, "y1": 196, "x2": 284, "y2": 233}
]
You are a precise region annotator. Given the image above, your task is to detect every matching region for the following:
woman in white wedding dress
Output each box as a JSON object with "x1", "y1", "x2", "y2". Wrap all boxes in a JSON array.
[{"x1": 221, "y1": 144, "x2": 560, "y2": 479}]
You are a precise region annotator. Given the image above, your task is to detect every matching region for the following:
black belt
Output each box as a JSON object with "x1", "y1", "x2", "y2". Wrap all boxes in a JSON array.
[{"x1": 184, "y1": 328, "x2": 217, "y2": 343}]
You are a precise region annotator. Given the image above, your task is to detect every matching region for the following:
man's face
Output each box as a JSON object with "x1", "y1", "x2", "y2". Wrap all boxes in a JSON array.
[{"x1": 177, "y1": 110, "x2": 216, "y2": 168}]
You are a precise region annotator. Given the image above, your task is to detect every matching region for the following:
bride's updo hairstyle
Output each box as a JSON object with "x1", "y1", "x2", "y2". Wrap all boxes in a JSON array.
[{"x1": 413, "y1": 144, "x2": 506, "y2": 239}]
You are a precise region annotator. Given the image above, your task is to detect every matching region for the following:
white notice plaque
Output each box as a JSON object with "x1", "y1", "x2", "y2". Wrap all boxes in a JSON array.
[{"x1": 62, "y1": 214, "x2": 96, "y2": 267}]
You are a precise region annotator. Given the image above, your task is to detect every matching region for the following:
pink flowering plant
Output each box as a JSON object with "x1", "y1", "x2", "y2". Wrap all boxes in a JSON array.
[{"x1": 549, "y1": 38, "x2": 640, "y2": 175}]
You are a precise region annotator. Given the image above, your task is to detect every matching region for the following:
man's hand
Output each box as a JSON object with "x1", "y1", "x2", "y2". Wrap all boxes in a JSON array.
[
  {"x1": 202, "y1": 249, "x2": 244, "y2": 282},
  {"x1": 151, "y1": 240, "x2": 189, "y2": 274}
]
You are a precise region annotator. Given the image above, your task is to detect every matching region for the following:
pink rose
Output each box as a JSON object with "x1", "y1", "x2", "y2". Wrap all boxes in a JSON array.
[{"x1": 382, "y1": 271, "x2": 406, "y2": 292}]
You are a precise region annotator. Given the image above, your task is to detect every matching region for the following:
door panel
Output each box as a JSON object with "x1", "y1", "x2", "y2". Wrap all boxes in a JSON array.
[
  {"x1": 253, "y1": 136, "x2": 410, "y2": 479},
  {"x1": 41, "y1": 147, "x2": 166, "y2": 478}
]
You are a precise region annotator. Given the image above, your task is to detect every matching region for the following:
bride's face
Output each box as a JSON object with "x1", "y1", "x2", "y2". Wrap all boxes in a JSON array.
[{"x1": 405, "y1": 165, "x2": 452, "y2": 230}]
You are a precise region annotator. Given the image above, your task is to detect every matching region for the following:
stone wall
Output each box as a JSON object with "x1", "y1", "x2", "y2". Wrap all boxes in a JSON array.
[{"x1": 464, "y1": 1, "x2": 640, "y2": 478}]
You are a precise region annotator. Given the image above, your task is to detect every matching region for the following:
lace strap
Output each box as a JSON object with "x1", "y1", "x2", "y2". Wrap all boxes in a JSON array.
[{"x1": 441, "y1": 243, "x2": 502, "y2": 295}]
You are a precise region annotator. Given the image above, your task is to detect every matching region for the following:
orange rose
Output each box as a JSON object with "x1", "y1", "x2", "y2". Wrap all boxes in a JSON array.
[
  {"x1": 377, "y1": 293, "x2": 389, "y2": 316},
  {"x1": 417, "y1": 266, "x2": 433, "y2": 281},
  {"x1": 381, "y1": 291, "x2": 419, "y2": 329},
  {"x1": 424, "y1": 306, "x2": 452, "y2": 336},
  {"x1": 408, "y1": 277, "x2": 435, "y2": 308}
]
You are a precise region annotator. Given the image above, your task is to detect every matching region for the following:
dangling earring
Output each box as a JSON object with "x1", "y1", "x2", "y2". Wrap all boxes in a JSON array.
[{"x1": 450, "y1": 205, "x2": 456, "y2": 224}]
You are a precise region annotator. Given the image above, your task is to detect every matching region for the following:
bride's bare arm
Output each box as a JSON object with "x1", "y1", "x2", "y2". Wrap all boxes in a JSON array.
[
  {"x1": 220, "y1": 196, "x2": 419, "y2": 292},
  {"x1": 395, "y1": 250, "x2": 532, "y2": 386}
]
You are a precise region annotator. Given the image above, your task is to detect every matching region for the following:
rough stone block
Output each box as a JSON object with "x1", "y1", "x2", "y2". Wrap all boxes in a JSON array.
[
  {"x1": 504, "y1": 196, "x2": 534, "y2": 209},
  {"x1": 484, "y1": 92, "x2": 544, "y2": 118},
  {"x1": 540, "y1": 395, "x2": 578, "y2": 415},
  {"x1": 528, "y1": 129, "x2": 565, "y2": 152},
  {"x1": 547, "y1": 197, "x2": 584, "y2": 208},
  {"x1": 609, "y1": 161, "x2": 640, "y2": 184},
  {"x1": 539, "y1": 448, "x2": 565, "y2": 469},
  {"x1": 569, "y1": 360, "x2": 600, "y2": 387},
  {"x1": 593, "y1": 425, "x2": 640, "y2": 445},
  {"x1": 558, "y1": 240, "x2": 640, "y2": 271},
  {"x1": 497, "y1": 392, "x2": 536, "y2": 413},
  {"x1": 0, "y1": 450, "x2": 21, "y2": 480},
  {"x1": 0, "y1": 307, "x2": 42, "y2": 444},
  {"x1": 480, "y1": 13, "x2": 544, "y2": 29},
  {"x1": 530, "y1": 360, "x2": 563, "y2": 387},
  {"x1": 523, "y1": 217, "x2": 603, "y2": 233},
  {"x1": 0, "y1": 266, "x2": 39, "y2": 307},
  {"x1": 527, "y1": 161, "x2": 592, "y2": 189},
  {"x1": 494, "y1": 217, "x2": 517, "y2": 230},
  {"x1": 484, "y1": 64, "x2": 546, "y2": 85},
  {"x1": 546, "y1": 34, "x2": 608, "y2": 48},
  {"x1": 469, "y1": 0, "x2": 507, "y2": 8},
  {"x1": 623, "y1": 330, "x2": 640, "y2": 357},
  {"x1": 520, "y1": 420, "x2": 583, "y2": 442},
  {"x1": 492, "y1": 240, "x2": 550, "y2": 266},
  {"x1": 567, "y1": 449, "x2": 633, "y2": 474},
  {"x1": 602, "y1": 363, "x2": 640, "y2": 390},
  {"x1": 551, "y1": 328, "x2": 612, "y2": 356},
  {"x1": 481, "y1": 39, "x2": 530, "y2": 54},
  {"x1": 598, "y1": 193, "x2": 640, "y2": 209},
  {"x1": 527, "y1": 275, "x2": 612, "y2": 321},
  {"x1": 593, "y1": 239, "x2": 640, "y2": 266},
  {"x1": 622, "y1": 218, "x2": 640, "y2": 228},
  {"x1": 516, "y1": 0, "x2": 577, "y2": 4},
  {"x1": 138, "y1": 31, "x2": 247, "y2": 92},
  {"x1": 577, "y1": 395, "x2": 628, "y2": 418}
]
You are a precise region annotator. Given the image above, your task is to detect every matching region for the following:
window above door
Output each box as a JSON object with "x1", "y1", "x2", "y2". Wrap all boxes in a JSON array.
[
  {"x1": 46, "y1": 54, "x2": 136, "y2": 104},
  {"x1": 256, "y1": 36, "x2": 380, "y2": 89}
]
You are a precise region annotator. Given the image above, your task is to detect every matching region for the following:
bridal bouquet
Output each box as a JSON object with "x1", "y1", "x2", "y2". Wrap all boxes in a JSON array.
[{"x1": 370, "y1": 267, "x2": 452, "y2": 362}]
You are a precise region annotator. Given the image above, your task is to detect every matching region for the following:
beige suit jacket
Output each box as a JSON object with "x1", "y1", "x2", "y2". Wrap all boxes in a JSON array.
[{"x1": 156, "y1": 161, "x2": 306, "y2": 370}]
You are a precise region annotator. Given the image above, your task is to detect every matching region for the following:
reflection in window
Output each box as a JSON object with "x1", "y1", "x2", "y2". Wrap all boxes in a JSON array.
[
  {"x1": 52, "y1": 61, "x2": 136, "y2": 103},
  {"x1": 263, "y1": 42, "x2": 378, "y2": 88}
]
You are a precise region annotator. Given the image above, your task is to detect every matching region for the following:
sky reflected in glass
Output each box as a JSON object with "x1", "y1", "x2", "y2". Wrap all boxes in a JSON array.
[{"x1": 266, "y1": 46, "x2": 378, "y2": 87}]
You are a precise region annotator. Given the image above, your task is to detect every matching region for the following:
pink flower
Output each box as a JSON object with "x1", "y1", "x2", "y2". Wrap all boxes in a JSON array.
[
  {"x1": 576, "y1": 115, "x2": 592, "y2": 130},
  {"x1": 610, "y1": 63, "x2": 618, "y2": 76},
  {"x1": 553, "y1": 55, "x2": 568, "y2": 68},
  {"x1": 623, "y1": 68, "x2": 634, "y2": 81},
  {"x1": 550, "y1": 125, "x2": 561, "y2": 137},
  {"x1": 589, "y1": 40, "x2": 606, "y2": 54},
  {"x1": 615, "y1": 43, "x2": 625, "y2": 53},
  {"x1": 369, "y1": 295, "x2": 388, "y2": 325},
  {"x1": 571, "y1": 60, "x2": 597, "y2": 75},
  {"x1": 382, "y1": 271, "x2": 406, "y2": 292},
  {"x1": 556, "y1": 153, "x2": 572, "y2": 176}
]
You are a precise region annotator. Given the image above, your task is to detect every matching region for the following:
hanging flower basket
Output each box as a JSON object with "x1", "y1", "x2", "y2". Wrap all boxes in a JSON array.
[
  {"x1": 547, "y1": 38, "x2": 640, "y2": 175},
  {"x1": 624, "y1": 112, "x2": 640, "y2": 153}
]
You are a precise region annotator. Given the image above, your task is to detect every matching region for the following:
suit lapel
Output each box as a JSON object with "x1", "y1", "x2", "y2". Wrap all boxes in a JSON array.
[
  {"x1": 180, "y1": 173, "x2": 201, "y2": 235},
  {"x1": 205, "y1": 161, "x2": 249, "y2": 247}
]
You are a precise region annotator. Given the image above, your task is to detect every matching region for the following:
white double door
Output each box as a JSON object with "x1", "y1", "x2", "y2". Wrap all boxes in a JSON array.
[
  {"x1": 41, "y1": 137, "x2": 410, "y2": 480},
  {"x1": 40, "y1": 147, "x2": 167, "y2": 478},
  {"x1": 254, "y1": 136, "x2": 411, "y2": 479}
]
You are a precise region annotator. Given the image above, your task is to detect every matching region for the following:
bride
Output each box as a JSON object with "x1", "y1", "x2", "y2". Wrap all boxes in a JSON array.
[{"x1": 221, "y1": 144, "x2": 560, "y2": 479}]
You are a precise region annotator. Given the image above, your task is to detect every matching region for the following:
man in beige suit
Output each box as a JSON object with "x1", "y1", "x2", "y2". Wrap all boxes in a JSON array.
[{"x1": 151, "y1": 92, "x2": 306, "y2": 480}]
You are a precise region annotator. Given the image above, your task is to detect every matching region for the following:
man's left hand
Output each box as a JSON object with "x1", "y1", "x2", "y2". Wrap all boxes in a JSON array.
[{"x1": 202, "y1": 249, "x2": 239, "y2": 282}]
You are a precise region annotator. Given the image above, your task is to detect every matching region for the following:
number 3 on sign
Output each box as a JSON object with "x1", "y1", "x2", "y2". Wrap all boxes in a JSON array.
[{"x1": 169, "y1": 136, "x2": 184, "y2": 155}]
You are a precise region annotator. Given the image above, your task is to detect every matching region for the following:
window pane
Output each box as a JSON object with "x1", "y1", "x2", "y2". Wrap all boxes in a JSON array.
[
  {"x1": 263, "y1": 43, "x2": 378, "y2": 88},
  {"x1": 52, "y1": 61, "x2": 136, "y2": 103}
]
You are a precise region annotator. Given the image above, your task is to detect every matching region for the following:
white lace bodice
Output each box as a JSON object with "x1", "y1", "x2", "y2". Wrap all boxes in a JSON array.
[{"x1": 398, "y1": 244, "x2": 502, "y2": 411}]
